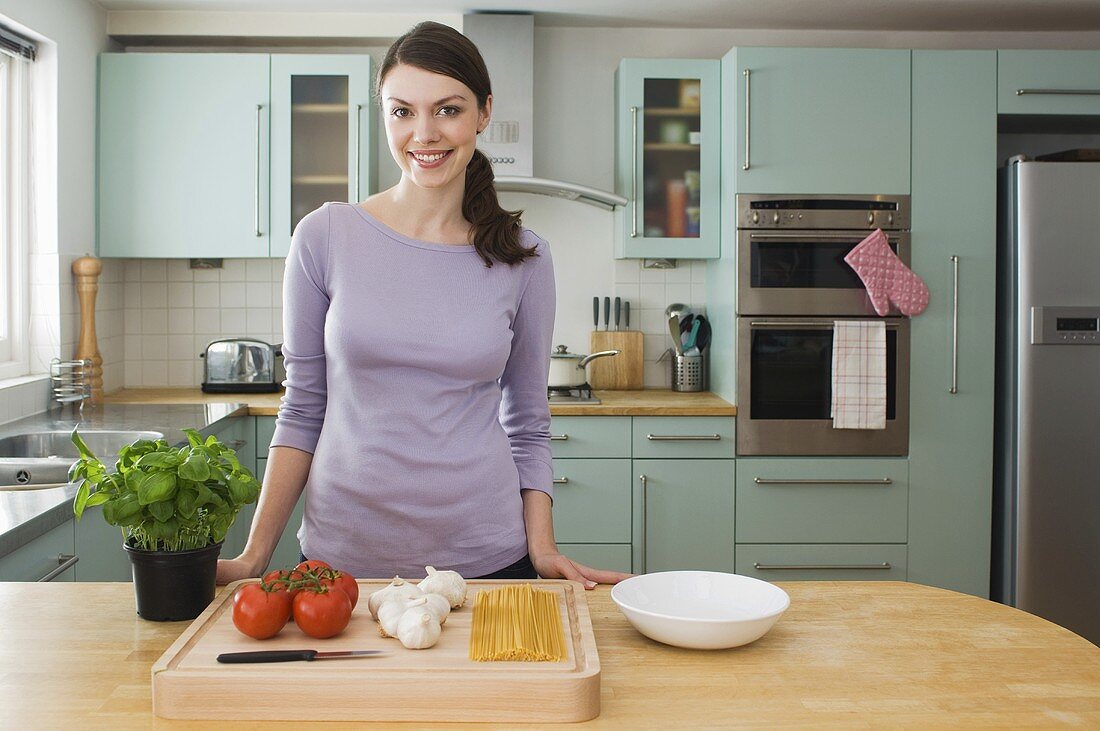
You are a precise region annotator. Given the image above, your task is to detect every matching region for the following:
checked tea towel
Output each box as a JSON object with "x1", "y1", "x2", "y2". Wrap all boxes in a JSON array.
[{"x1": 831, "y1": 320, "x2": 886, "y2": 430}]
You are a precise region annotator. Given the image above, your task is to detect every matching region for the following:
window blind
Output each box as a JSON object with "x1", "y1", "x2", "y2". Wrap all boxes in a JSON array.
[{"x1": 0, "y1": 24, "x2": 36, "y2": 62}]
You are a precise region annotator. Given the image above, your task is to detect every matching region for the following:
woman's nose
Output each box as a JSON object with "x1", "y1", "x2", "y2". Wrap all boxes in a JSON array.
[{"x1": 413, "y1": 118, "x2": 440, "y2": 145}]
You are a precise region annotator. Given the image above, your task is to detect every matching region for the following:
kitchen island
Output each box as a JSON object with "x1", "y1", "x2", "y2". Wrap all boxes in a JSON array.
[{"x1": 4, "y1": 581, "x2": 1098, "y2": 727}]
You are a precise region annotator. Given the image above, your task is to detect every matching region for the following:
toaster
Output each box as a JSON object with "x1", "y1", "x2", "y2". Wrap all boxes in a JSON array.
[{"x1": 200, "y1": 338, "x2": 285, "y2": 393}]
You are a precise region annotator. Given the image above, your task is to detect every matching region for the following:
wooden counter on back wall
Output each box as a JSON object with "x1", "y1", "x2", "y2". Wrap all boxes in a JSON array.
[{"x1": 103, "y1": 388, "x2": 737, "y2": 417}]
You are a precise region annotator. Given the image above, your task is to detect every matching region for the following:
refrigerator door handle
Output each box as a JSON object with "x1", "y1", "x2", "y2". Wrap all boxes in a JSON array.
[{"x1": 950, "y1": 255, "x2": 959, "y2": 395}]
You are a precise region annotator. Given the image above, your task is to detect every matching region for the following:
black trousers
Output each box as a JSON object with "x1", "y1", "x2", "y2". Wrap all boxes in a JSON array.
[{"x1": 297, "y1": 552, "x2": 537, "y2": 580}]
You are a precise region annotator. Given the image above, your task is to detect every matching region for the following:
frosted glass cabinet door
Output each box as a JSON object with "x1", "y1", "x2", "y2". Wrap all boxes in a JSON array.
[
  {"x1": 97, "y1": 53, "x2": 271, "y2": 258},
  {"x1": 270, "y1": 55, "x2": 374, "y2": 258},
  {"x1": 615, "y1": 59, "x2": 721, "y2": 259}
]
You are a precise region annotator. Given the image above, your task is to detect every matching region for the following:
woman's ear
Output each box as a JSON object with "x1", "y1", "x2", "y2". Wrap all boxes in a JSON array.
[{"x1": 478, "y1": 94, "x2": 493, "y2": 134}]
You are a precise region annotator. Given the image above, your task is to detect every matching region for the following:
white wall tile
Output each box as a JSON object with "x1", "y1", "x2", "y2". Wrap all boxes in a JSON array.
[
  {"x1": 123, "y1": 334, "x2": 141, "y2": 359},
  {"x1": 664, "y1": 262, "x2": 691, "y2": 283},
  {"x1": 221, "y1": 308, "x2": 247, "y2": 333},
  {"x1": 124, "y1": 309, "x2": 142, "y2": 335},
  {"x1": 167, "y1": 333, "x2": 193, "y2": 360},
  {"x1": 140, "y1": 260, "x2": 166, "y2": 282},
  {"x1": 141, "y1": 335, "x2": 168, "y2": 360},
  {"x1": 124, "y1": 282, "x2": 141, "y2": 308},
  {"x1": 246, "y1": 259, "x2": 271, "y2": 282},
  {"x1": 638, "y1": 282, "x2": 667, "y2": 311},
  {"x1": 221, "y1": 283, "x2": 247, "y2": 309},
  {"x1": 141, "y1": 308, "x2": 168, "y2": 335},
  {"x1": 142, "y1": 360, "x2": 168, "y2": 387},
  {"x1": 665, "y1": 283, "x2": 693, "y2": 308},
  {"x1": 272, "y1": 308, "x2": 283, "y2": 340},
  {"x1": 140, "y1": 282, "x2": 167, "y2": 309},
  {"x1": 167, "y1": 259, "x2": 192, "y2": 282},
  {"x1": 194, "y1": 309, "x2": 221, "y2": 333},
  {"x1": 245, "y1": 282, "x2": 271, "y2": 307},
  {"x1": 168, "y1": 308, "x2": 194, "y2": 334},
  {"x1": 168, "y1": 360, "x2": 195, "y2": 387},
  {"x1": 272, "y1": 258, "x2": 285, "y2": 283},
  {"x1": 247, "y1": 308, "x2": 273, "y2": 334},
  {"x1": 124, "y1": 260, "x2": 142, "y2": 283},
  {"x1": 639, "y1": 265, "x2": 666, "y2": 284},
  {"x1": 194, "y1": 282, "x2": 220, "y2": 307},
  {"x1": 690, "y1": 260, "x2": 708, "y2": 283},
  {"x1": 168, "y1": 282, "x2": 194, "y2": 308},
  {"x1": 613, "y1": 258, "x2": 640, "y2": 283},
  {"x1": 639, "y1": 308, "x2": 668, "y2": 336},
  {"x1": 221, "y1": 260, "x2": 247, "y2": 282},
  {"x1": 193, "y1": 267, "x2": 220, "y2": 283}
]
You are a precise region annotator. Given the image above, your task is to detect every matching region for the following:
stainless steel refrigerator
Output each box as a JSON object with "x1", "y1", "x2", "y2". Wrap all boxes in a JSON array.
[{"x1": 995, "y1": 155, "x2": 1100, "y2": 646}]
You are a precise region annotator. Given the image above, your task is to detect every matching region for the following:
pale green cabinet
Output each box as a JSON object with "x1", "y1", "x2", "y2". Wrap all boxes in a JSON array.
[
  {"x1": 98, "y1": 54, "x2": 272, "y2": 258},
  {"x1": 729, "y1": 47, "x2": 911, "y2": 194},
  {"x1": 0, "y1": 520, "x2": 76, "y2": 582},
  {"x1": 98, "y1": 52, "x2": 374, "y2": 259},
  {"x1": 908, "y1": 51, "x2": 997, "y2": 598},
  {"x1": 737, "y1": 544, "x2": 907, "y2": 582},
  {"x1": 998, "y1": 51, "x2": 1100, "y2": 115},
  {"x1": 218, "y1": 416, "x2": 258, "y2": 559},
  {"x1": 615, "y1": 59, "x2": 722, "y2": 259},
  {"x1": 633, "y1": 458, "x2": 735, "y2": 573},
  {"x1": 269, "y1": 55, "x2": 375, "y2": 258},
  {"x1": 252, "y1": 417, "x2": 307, "y2": 572}
]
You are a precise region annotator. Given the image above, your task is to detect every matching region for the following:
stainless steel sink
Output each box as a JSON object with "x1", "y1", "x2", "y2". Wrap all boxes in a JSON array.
[{"x1": 0, "y1": 430, "x2": 164, "y2": 490}]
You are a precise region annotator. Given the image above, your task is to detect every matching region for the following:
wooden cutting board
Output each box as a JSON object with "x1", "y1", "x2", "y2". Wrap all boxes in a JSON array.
[
  {"x1": 588, "y1": 331, "x2": 644, "y2": 390},
  {"x1": 152, "y1": 579, "x2": 600, "y2": 722}
]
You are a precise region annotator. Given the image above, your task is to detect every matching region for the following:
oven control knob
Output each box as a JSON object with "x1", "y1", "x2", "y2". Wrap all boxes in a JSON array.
[
  {"x1": 867, "y1": 212, "x2": 875, "y2": 224},
  {"x1": 887, "y1": 212, "x2": 895, "y2": 225},
  {"x1": 772, "y1": 212, "x2": 781, "y2": 224},
  {"x1": 752, "y1": 211, "x2": 760, "y2": 224}
]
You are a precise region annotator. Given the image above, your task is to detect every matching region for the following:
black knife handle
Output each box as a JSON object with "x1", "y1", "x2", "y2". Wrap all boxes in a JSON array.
[
  {"x1": 593, "y1": 296, "x2": 600, "y2": 329},
  {"x1": 603, "y1": 297, "x2": 611, "y2": 331},
  {"x1": 217, "y1": 649, "x2": 317, "y2": 663},
  {"x1": 614, "y1": 297, "x2": 621, "y2": 331},
  {"x1": 625, "y1": 301, "x2": 630, "y2": 330}
]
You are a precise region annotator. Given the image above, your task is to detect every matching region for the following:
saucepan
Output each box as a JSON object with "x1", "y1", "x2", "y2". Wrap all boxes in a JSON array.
[{"x1": 549, "y1": 345, "x2": 620, "y2": 388}]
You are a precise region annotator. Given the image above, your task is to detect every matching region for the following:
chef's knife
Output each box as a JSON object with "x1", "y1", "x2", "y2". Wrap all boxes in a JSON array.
[
  {"x1": 614, "y1": 297, "x2": 621, "y2": 331},
  {"x1": 603, "y1": 297, "x2": 611, "y2": 331},
  {"x1": 216, "y1": 650, "x2": 387, "y2": 664}
]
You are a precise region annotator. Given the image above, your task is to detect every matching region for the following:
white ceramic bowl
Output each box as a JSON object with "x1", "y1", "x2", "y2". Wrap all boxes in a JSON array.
[{"x1": 610, "y1": 571, "x2": 790, "y2": 650}]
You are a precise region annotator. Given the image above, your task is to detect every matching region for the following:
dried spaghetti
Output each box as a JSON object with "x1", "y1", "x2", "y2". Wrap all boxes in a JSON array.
[{"x1": 468, "y1": 584, "x2": 567, "y2": 662}]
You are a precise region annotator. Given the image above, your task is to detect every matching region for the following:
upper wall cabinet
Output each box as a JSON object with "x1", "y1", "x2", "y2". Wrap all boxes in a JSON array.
[
  {"x1": 997, "y1": 51, "x2": 1100, "y2": 115},
  {"x1": 98, "y1": 53, "x2": 374, "y2": 259},
  {"x1": 732, "y1": 48, "x2": 911, "y2": 195},
  {"x1": 269, "y1": 55, "x2": 374, "y2": 258},
  {"x1": 98, "y1": 54, "x2": 271, "y2": 258},
  {"x1": 615, "y1": 59, "x2": 721, "y2": 259}
]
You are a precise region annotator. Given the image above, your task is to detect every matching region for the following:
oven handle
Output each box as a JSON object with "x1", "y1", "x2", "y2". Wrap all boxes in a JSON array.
[
  {"x1": 747, "y1": 232, "x2": 904, "y2": 240},
  {"x1": 748, "y1": 320, "x2": 903, "y2": 329}
]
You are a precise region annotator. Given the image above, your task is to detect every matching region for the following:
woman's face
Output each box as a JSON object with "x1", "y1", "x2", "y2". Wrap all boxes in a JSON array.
[{"x1": 380, "y1": 63, "x2": 491, "y2": 193}]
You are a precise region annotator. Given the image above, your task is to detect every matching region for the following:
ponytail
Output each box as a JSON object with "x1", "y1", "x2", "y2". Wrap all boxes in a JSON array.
[{"x1": 463, "y1": 149, "x2": 535, "y2": 267}]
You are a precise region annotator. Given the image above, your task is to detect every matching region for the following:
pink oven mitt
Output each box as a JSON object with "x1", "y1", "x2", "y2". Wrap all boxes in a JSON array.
[{"x1": 844, "y1": 228, "x2": 930, "y2": 316}]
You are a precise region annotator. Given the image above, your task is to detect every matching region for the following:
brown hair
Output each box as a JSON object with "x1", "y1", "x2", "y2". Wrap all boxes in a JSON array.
[{"x1": 377, "y1": 21, "x2": 536, "y2": 268}]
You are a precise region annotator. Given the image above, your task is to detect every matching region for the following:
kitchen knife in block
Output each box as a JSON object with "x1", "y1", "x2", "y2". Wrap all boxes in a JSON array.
[{"x1": 588, "y1": 331, "x2": 643, "y2": 390}]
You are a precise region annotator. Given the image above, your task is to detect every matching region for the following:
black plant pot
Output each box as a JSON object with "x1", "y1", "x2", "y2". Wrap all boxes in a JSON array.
[{"x1": 124, "y1": 540, "x2": 223, "y2": 621}]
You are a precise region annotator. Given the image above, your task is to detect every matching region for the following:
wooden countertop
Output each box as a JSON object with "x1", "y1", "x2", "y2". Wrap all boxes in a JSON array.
[
  {"x1": 103, "y1": 388, "x2": 736, "y2": 417},
  {"x1": 5, "y1": 581, "x2": 1098, "y2": 727}
]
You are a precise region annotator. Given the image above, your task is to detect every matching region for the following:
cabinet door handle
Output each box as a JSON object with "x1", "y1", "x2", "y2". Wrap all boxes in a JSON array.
[
  {"x1": 630, "y1": 105, "x2": 639, "y2": 238},
  {"x1": 639, "y1": 474, "x2": 648, "y2": 572},
  {"x1": 1016, "y1": 88, "x2": 1100, "y2": 96},
  {"x1": 950, "y1": 254, "x2": 959, "y2": 395},
  {"x1": 742, "y1": 68, "x2": 751, "y2": 171},
  {"x1": 552, "y1": 477, "x2": 569, "y2": 485},
  {"x1": 39, "y1": 554, "x2": 79, "y2": 582},
  {"x1": 254, "y1": 104, "x2": 263, "y2": 237},
  {"x1": 754, "y1": 477, "x2": 892, "y2": 485},
  {"x1": 354, "y1": 104, "x2": 363, "y2": 202},
  {"x1": 753, "y1": 562, "x2": 892, "y2": 571},
  {"x1": 646, "y1": 434, "x2": 721, "y2": 441},
  {"x1": 549, "y1": 434, "x2": 569, "y2": 441}
]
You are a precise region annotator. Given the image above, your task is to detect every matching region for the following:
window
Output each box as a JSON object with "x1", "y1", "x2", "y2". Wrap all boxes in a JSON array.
[{"x1": 0, "y1": 24, "x2": 35, "y2": 379}]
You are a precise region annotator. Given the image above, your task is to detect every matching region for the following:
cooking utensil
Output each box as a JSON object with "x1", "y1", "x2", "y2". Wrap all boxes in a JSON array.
[
  {"x1": 603, "y1": 297, "x2": 611, "y2": 331},
  {"x1": 592, "y1": 296, "x2": 599, "y2": 330},
  {"x1": 216, "y1": 650, "x2": 388, "y2": 664},
  {"x1": 614, "y1": 297, "x2": 621, "y2": 331},
  {"x1": 665, "y1": 302, "x2": 689, "y2": 323},
  {"x1": 684, "y1": 318, "x2": 702, "y2": 351},
  {"x1": 668, "y1": 315, "x2": 684, "y2": 357},
  {"x1": 624, "y1": 301, "x2": 630, "y2": 328},
  {"x1": 695, "y1": 316, "x2": 711, "y2": 350},
  {"x1": 549, "y1": 344, "x2": 620, "y2": 388}
]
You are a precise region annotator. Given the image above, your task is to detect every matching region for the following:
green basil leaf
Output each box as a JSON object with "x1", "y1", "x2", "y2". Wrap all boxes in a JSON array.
[
  {"x1": 137, "y1": 472, "x2": 177, "y2": 505},
  {"x1": 178, "y1": 452, "x2": 211, "y2": 482},
  {"x1": 115, "y1": 492, "x2": 142, "y2": 521},
  {"x1": 175, "y1": 485, "x2": 199, "y2": 519},
  {"x1": 134, "y1": 452, "x2": 179, "y2": 470},
  {"x1": 183, "y1": 428, "x2": 203, "y2": 448},
  {"x1": 70, "y1": 428, "x2": 98, "y2": 461},
  {"x1": 84, "y1": 490, "x2": 112, "y2": 508},
  {"x1": 148, "y1": 499, "x2": 174, "y2": 522},
  {"x1": 73, "y1": 480, "x2": 91, "y2": 520}
]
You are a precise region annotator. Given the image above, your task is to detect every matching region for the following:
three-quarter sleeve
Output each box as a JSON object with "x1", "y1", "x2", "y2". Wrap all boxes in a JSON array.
[
  {"x1": 270, "y1": 204, "x2": 331, "y2": 454},
  {"x1": 498, "y1": 238, "x2": 557, "y2": 501}
]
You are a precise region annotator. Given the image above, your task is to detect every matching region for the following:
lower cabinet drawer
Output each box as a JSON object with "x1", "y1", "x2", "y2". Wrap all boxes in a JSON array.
[
  {"x1": 0, "y1": 520, "x2": 76, "y2": 582},
  {"x1": 551, "y1": 459, "x2": 632, "y2": 543},
  {"x1": 558, "y1": 543, "x2": 632, "y2": 574},
  {"x1": 736, "y1": 544, "x2": 907, "y2": 582},
  {"x1": 632, "y1": 417, "x2": 735, "y2": 459},
  {"x1": 736, "y1": 458, "x2": 909, "y2": 543}
]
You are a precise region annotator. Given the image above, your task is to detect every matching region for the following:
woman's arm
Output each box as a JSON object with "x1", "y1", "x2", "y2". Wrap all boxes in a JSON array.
[{"x1": 522, "y1": 488, "x2": 633, "y2": 588}]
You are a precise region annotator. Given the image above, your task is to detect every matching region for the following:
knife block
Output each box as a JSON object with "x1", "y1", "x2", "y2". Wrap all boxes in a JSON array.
[{"x1": 588, "y1": 331, "x2": 644, "y2": 390}]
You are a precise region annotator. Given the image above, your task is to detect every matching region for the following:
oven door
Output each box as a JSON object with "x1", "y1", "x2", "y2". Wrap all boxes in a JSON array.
[
  {"x1": 737, "y1": 230, "x2": 911, "y2": 316},
  {"x1": 736, "y1": 317, "x2": 910, "y2": 456}
]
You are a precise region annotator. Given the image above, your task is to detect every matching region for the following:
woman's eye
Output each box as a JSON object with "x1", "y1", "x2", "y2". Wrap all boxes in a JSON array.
[
  {"x1": 390, "y1": 108, "x2": 410, "y2": 118},
  {"x1": 438, "y1": 106, "x2": 460, "y2": 116}
]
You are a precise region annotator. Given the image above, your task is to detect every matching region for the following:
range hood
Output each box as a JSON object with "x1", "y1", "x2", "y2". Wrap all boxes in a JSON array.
[{"x1": 463, "y1": 14, "x2": 626, "y2": 211}]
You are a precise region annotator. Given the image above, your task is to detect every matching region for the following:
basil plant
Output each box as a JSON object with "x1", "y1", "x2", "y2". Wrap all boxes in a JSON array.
[{"x1": 71, "y1": 428, "x2": 261, "y2": 552}]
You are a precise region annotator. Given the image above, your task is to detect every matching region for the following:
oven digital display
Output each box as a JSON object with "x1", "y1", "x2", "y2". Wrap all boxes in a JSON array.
[
  {"x1": 749, "y1": 199, "x2": 898, "y2": 211},
  {"x1": 1056, "y1": 317, "x2": 1098, "y2": 332}
]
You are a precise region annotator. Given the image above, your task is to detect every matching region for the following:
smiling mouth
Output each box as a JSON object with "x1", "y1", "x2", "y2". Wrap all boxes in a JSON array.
[{"x1": 409, "y1": 150, "x2": 453, "y2": 168}]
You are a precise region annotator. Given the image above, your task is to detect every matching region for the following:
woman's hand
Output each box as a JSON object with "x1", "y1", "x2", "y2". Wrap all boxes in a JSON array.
[
  {"x1": 216, "y1": 556, "x2": 264, "y2": 586},
  {"x1": 530, "y1": 549, "x2": 633, "y2": 589}
]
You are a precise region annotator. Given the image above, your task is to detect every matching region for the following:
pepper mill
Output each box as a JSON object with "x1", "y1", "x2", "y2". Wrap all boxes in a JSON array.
[{"x1": 71, "y1": 255, "x2": 104, "y2": 403}]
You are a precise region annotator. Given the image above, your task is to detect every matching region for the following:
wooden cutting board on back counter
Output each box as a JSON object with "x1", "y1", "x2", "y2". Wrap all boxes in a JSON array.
[{"x1": 589, "y1": 330, "x2": 644, "y2": 390}]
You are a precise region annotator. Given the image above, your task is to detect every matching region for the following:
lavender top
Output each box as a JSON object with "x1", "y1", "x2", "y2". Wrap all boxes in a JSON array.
[{"x1": 269, "y1": 202, "x2": 556, "y2": 578}]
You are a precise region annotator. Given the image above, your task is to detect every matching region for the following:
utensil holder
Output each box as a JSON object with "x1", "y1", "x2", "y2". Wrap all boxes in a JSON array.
[{"x1": 671, "y1": 352, "x2": 707, "y2": 392}]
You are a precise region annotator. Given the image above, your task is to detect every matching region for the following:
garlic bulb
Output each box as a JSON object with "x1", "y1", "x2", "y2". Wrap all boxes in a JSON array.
[
  {"x1": 418, "y1": 566, "x2": 467, "y2": 608},
  {"x1": 418, "y1": 592, "x2": 451, "y2": 625},
  {"x1": 368, "y1": 576, "x2": 423, "y2": 620},
  {"x1": 397, "y1": 611, "x2": 441, "y2": 650},
  {"x1": 378, "y1": 595, "x2": 430, "y2": 638}
]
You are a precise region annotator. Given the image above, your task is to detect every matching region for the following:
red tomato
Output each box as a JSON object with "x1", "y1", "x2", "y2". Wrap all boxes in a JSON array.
[
  {"x1": 321, "y1": 569, "x2": 359, "y2": 609},
  {"x1": 293, "y1": 586, "x2": 353, "y2": 639},
  {"x1": 295, "y1": 559, "x2": 332, "y2": 573},
  {"x1": 232, "y1": 583, "x2": 292, "y2": 640}
]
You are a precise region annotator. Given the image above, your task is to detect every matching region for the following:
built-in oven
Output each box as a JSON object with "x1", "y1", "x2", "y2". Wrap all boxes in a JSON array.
[
  {"x1": 738, "y1": 194, "x2": 911, "y2": 317},
  {"x1": 736, "y1": 316, "x2": 910, "y2": 456}
]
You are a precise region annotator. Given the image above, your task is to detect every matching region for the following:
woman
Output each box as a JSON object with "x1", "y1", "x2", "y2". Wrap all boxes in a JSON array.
[{"x1": 217, "y1": 22, "x2": 630, "y2": 588}]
